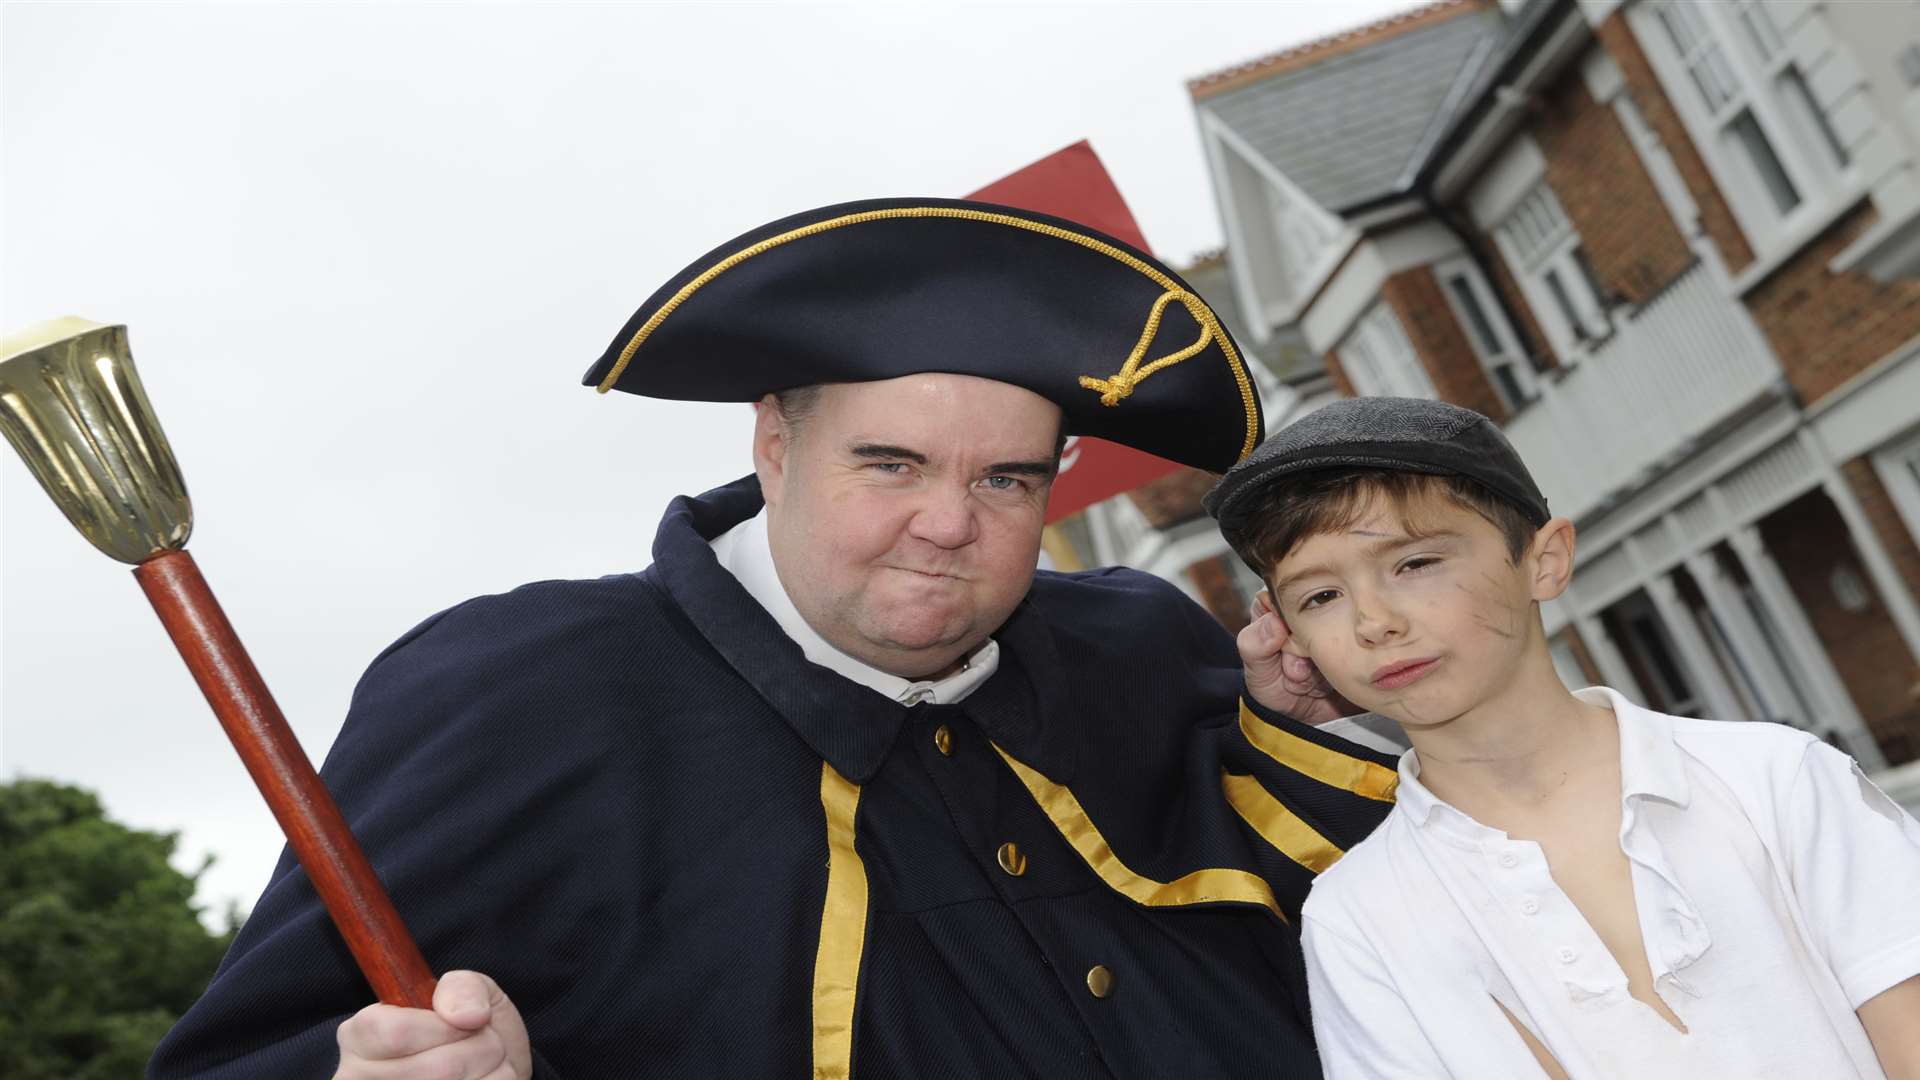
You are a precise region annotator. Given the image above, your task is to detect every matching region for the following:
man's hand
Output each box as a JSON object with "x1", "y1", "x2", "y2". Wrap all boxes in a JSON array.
[
  {"x1": 336, "y1": 970, "x2": 532, "y2": 1079},
  {"x1": 1238, "y1": 591, "x2": 1357, "y2": 726}
]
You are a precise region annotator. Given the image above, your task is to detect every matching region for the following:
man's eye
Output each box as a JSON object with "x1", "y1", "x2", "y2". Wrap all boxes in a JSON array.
[
  {"x1": 869, "y1": 462, "x2": 908, "y2": 474},
  {"x1": 981, "y1": 475, "x2": 1023, "y2": 492}
]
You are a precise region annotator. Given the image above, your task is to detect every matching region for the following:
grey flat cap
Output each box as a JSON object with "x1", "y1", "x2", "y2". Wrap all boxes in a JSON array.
[{"x1": 1204, "y1": 396, "x2": 1550, "y2": 552}]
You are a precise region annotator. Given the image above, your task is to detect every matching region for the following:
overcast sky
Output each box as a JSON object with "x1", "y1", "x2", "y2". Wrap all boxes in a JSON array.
[{"x1": 2, "y1": 0, "x2": 1413, "y2": 920}]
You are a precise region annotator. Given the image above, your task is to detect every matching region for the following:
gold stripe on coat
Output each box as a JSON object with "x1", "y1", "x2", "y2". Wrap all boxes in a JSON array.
[
  {"x1": 1220, "y1": 770, "x2": 1345, "y2": 874},
  {"x1": 812, "y1": 763, "x2": 869, "y2": 1079},
  {"x1": 1238, "y1": 701, "x2": 1399, "y2": 802},
  {"x1": 994, "y1": 744, "x2": 1284, "y2": 920}
]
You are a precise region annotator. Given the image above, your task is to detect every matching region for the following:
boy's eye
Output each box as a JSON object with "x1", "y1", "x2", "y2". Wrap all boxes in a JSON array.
[
  {"x1": 1299, "y1": 589, "x2": 1339, "y2": 610},
  {"x1": 1399, "y1": 556, "x2": 1442, "y2": 573}
]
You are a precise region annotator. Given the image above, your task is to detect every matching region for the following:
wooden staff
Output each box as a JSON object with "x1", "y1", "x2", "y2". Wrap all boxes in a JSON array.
[{"x1": 0, "y1": 318, "x2": 435, "y2": 1008}]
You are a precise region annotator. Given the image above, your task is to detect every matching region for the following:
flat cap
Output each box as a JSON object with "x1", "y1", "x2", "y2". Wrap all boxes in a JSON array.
[
  {"x1": 582, "y1": 197, "x2": 1263, "y2": 473},
  {"x1": 1204, "y1": 396, "x2": 1550, "y2": 552}
]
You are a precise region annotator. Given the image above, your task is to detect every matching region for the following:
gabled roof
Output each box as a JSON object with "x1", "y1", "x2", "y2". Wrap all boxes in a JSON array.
[{"x1": 1190, "y1": 0, "x2": 1507, "y2": 214}]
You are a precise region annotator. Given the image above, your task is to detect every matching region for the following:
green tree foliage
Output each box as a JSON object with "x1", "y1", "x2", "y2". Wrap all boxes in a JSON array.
[{"x1": 0, "y1": 778, "x2": 238, "y2": 1080}]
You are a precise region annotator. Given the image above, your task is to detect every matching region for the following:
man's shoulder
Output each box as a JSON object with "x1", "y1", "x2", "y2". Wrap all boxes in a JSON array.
[
  {"x1": 1026, "y1": 565, "x2": 1217, "y2": 632},
  {"x1": 355, "y1": 570, "x2": 687, "y2": 698},
  {"x1": 1029, "y1": 564, "x2": 1187, "y2": 603},
  {"x1": 1025, "y1": 565, "x2": 1236, "y2": 664}
]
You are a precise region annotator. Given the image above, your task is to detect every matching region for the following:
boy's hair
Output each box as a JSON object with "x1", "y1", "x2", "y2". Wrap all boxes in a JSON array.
[{"x1": 1232, "y1": 466, "x2": 1540, "y2": 582}]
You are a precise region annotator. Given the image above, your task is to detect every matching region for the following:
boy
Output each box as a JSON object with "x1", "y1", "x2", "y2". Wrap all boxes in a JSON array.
[{"x1": 1206, "y1": 397, "x2": 1920, "y2": 1078}]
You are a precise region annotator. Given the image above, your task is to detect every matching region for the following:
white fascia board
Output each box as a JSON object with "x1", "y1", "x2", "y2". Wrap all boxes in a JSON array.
[
  {"x1": 1302, "y1": 241, "x2": 1389, "y2": 354},
  {"x1": 1204, "y1": 116, "x2": 1348, "y2": 242},
  {"x1": 1197, "y1": 110, "x2": 1274, "y2": 346},
  {"x1": 1465, "y1": 134, "x2": 1548, "y2": 230},
  {"x1": 1433, "y1": 95, "x2": 1530, "y2": 201},
  {"x1": 1202, "y1": 111, "x2": 1361, "y2": 329},
  {"x1": 1345, "y1": 197, "x2": 1428, "y2": 232},
  {"x1": 1808, "y1": 338, "x2": 1920, "y2": 460},
  {"x1": 1375, "y1": 219, "x2": 1469, "y2": 270},
  {"x1": 1576, "y1": 0, "x2": 1624, "y2": 27},
  {"x1": 1299, "y1": 220, "x2": 1466, "y2": 353},
  {"x1": 1432, "y1": 11, "x2": 1593, "y2": 202}
]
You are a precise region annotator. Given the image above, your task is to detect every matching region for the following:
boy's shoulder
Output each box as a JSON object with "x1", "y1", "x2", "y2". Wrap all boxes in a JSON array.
[
  {"x1": 1575, "y1": 686, "x2": 1827, "y2": 785},
  {"x1": 1300, "y1": 802, "x2": 1424, "y2": 933},
  {"x1": 1633, "y1": 698, "x2": 1829, "y2": 784}
]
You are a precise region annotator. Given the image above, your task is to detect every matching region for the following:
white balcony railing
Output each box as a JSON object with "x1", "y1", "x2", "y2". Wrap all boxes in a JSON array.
[{"x1": 1504, "y1": 260, "x2": 1783, "y2": 522}]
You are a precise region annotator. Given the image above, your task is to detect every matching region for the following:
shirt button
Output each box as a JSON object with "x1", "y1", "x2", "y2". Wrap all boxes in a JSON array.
[
  {"x1": 1086, "y1": 964, "x2": 1115, "y2": 999},
  {"x1": 1519, "y1": 897, "x2": 1541, "y2": 916},
  {"x1": 1498, "y1": 852, "x2": 1519, "y2": 868},
  {"x1": 997, "y1": 842, "x2": 1028, "y2": 877},
  {"x1": 933, "y1": 724, "x2": 953, "y2": 756},
  {"x1": 1557, "y1": 946, "x2": 1578, "y2": 964}
]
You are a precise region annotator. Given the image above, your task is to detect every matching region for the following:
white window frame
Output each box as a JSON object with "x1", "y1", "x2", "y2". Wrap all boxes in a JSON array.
[
  {"x1": 1634, "y1": 0, "x2": 1857, "y2": 258},
  {"x1": 1489, "y1": 181, "x2": 1611, "y2": 362},
  {"x1": 1433, "y1": 255, "x2": 1537, "y2": 412},
  {"x1": 1338, "y1": 302, "x2": 1437, "y2": 400},
  {"x1": 1873, "y1": 426, "x2": 1920, "y2": 555}
]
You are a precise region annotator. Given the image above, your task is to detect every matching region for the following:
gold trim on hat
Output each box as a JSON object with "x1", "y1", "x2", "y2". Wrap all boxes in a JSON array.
[{"x1": 598, "y1": 206, "x2": 1261, "y2": 463}]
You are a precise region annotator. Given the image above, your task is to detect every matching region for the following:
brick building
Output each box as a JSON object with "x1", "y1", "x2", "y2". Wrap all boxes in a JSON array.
[{"x1": 1072, "y1": 0, "x2": 1920, "y2": 772}]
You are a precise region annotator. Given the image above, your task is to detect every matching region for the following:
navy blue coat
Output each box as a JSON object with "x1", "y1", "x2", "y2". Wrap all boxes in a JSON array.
[{"x1": 150, "y1": 476, "x2": 1397, "y2": 1078}]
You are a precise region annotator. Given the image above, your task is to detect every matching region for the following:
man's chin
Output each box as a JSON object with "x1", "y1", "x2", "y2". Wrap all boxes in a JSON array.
[{"x1": 861, "y1": 621, "x2": 979, "y2": 673}]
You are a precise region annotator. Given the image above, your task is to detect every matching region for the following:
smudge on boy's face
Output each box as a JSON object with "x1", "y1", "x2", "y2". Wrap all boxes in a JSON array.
[{"x1": 1265, "y1": 488, "x2": 1540, "y2": 730}]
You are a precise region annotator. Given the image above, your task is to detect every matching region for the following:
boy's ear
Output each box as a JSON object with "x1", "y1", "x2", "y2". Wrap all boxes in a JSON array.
[
  {"x1": 1280, "y1": 631, "x2": 1314, "y2": 661},
  {"x1": 1527, "y1": 517, "x2": 1577, "y2": 602}
]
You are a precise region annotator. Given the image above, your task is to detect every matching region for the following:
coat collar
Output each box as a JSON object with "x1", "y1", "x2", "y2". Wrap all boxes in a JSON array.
[{"x1": 649, "y1": 475, "x2": 1076, "y2": 784}]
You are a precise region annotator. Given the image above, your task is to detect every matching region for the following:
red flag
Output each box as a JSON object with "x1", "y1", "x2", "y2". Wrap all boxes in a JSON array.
[{"x1": 967, "y1": 142, "x2": 1187, "y2": 522}]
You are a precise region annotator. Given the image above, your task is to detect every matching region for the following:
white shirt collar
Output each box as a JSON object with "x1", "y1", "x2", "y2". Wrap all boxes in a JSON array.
[
  {"x1": 1393, "y1": 686, "x2": 1693, "y2": 833},
  {"x1": 709, "y1": 507, "x2": 999, "y2": 706}
]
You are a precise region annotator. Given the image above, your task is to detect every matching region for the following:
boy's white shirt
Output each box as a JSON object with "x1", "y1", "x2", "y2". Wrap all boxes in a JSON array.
[{"x1": 1303, "y1": 686, "x2": 1920, "y2": 1080}]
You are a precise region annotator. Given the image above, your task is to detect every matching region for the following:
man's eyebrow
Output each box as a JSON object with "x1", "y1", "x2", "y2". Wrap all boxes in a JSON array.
[
  {"x1": 849, "y1": 443, "x2": 928, "y2": 464},
  {"x1": 984, "y1": 458, "x2": 1058, "y2": 478}
]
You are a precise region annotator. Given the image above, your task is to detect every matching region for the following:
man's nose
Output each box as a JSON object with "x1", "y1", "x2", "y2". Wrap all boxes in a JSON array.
[{"x1": 908, "y1": 487, "x2": 979, "y2": 549}]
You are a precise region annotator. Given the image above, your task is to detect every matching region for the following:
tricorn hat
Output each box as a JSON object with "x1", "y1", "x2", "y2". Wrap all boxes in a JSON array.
[{"x1": 583, "y1": 197, "x2": 1262, "y2": 473}]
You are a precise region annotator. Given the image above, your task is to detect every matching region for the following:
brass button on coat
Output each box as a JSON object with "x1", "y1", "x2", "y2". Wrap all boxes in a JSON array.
[
  {"x1": 933, "y1": 724, "x2": 953, "y2": 756},
  {"x1": 996, "y1": 842, "x2": 1027, "y2": 877},
  {"x1": 1086, "y1": 965, "x2": 1115, "y2": 998}
]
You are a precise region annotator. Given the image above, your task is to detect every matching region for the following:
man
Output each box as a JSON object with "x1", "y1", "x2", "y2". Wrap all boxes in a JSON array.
[{"x1": 151, "y1": 196, "x2": 1397, "y2": 1078}]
